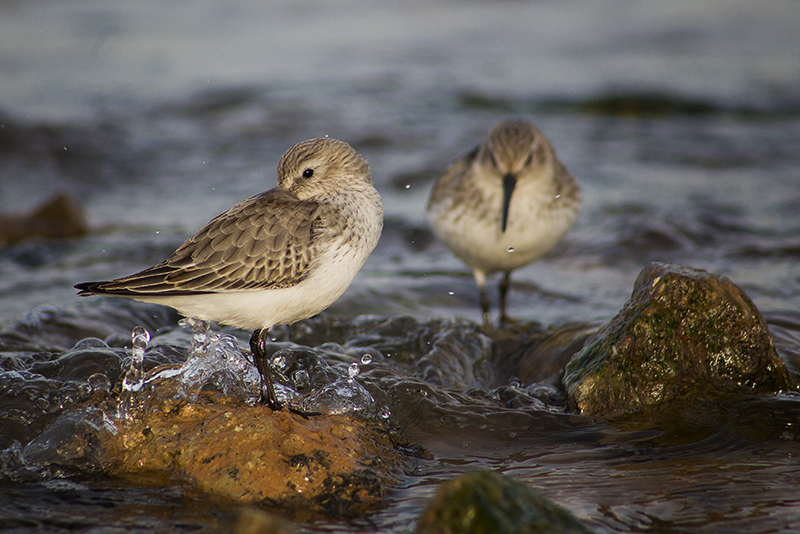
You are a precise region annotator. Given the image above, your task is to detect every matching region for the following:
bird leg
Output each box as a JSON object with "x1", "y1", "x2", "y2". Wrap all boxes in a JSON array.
[
  {"x1": 474, "y1": 269, "x2": 493, "y2": 328},
  {"x1": 250, "y1": 328, "x2": 282, "y2": 410},
  {"x1": 499, "y1": 271, "x2": 514, "y2": 327}
]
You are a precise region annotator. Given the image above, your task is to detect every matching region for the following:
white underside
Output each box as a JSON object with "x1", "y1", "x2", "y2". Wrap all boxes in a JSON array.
[
  {"x1": 126, "y1": 238, "x2": 371, "y2": 331},
  {"x1": 428, "y1": 180, "x2": 578, "y2": 276}
]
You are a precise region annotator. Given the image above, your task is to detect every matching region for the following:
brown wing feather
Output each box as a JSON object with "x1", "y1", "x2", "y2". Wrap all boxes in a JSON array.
[
  {"x1": 427, "y1": 145, "x2": 479, "y2": 210},
  {"x1": 76, "y1": 188, "x2": 321, "y2": 296}
]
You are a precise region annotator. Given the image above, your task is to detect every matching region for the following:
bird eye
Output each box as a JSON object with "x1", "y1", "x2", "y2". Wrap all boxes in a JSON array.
[
  {"x1": 302, "y1": 168, "x2": 314, "y2": 178},
  {"x1": 524, "y1": 151, "x2": 534, "y2": 167}
]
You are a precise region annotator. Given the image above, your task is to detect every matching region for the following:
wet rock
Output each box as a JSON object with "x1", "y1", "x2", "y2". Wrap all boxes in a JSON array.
[
  {"x1": 225, "y1": 507, "x2": 296, "y2": 534},
  {"x1": 564, "y1": 262, "x2": 798, "y2": 420},
  {"x1": 415, "y1": 470, "x2": 593, "y2": 534},
  {"x1": 20, "y1": 407, "x2": 113, "y2": 477},
  {"x1": 98, "y1": 391, "x2": 407, "y2": 518},
  {"x1": 0, "y1": 192, "x2": 88, "y2": 245}
]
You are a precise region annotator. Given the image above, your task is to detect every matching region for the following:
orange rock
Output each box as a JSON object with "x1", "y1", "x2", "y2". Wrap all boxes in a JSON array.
[{"x1": 99, "y1": 392, "x2": 407, "y2": 517}]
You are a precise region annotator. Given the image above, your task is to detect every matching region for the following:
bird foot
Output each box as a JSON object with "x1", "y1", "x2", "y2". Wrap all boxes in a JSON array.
[
  {"x1": 261, "y1": 393, "x2": 283, "y2": 412},
  {"x1": 499, "y1": 314, "x2": 518, "y2": 328}
]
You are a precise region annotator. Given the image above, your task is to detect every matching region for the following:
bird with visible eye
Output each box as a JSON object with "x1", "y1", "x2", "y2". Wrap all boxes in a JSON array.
[
  {"x1": 75, "y1": 137, "x2": 383, "y2": 409},
  {"x1": 427, "y1": 119, "x2": 581, "y2": 328}
]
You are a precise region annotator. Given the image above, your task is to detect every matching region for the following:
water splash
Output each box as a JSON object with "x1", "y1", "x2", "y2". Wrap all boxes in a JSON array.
[
  {"x1": 296, "y1": 377, "x2": 378, "y2": 416},
  {"x1": 157, "y1": 318, "x2": 261, "y2": 405},
  {"x1": 259, "y1": 348, "x2": 387, "y2": 418},
  {"x1": 110, "y1": 321, "x2": 390, "y2": 419},
  {"x1": 113, "y1": 319, "x2": 264, "y2": 417},
  {"x1": 123, "y1": 326, "x2": 149, "y2": 393},
  {"x1": 116, "y1": 326, "x2": 150, "y2": 419},
  {"x1": 293, "y1": 369, "x2": 310, "y2": 389}
]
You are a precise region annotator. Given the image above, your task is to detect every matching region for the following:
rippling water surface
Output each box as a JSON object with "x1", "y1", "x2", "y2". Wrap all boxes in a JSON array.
[{"x1": 2, "y1": 0, "x2": 800, "y2": 532}]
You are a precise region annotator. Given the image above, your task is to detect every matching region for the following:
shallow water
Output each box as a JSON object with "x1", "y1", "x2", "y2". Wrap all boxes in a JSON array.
[{"x1": 2, "y1": 0, "x2": 800, "y2": 532}]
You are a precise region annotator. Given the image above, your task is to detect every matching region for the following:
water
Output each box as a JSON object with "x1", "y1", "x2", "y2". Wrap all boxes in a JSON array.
[{"x1": 2, "y1": 0, "x2": 800, "y2": 532}]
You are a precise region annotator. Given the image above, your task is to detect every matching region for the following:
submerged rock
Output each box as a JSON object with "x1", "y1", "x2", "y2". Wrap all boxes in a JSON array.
[
  {"x1": 0, "y1": 192, "x2": 88, "y2": 245},
  {"x1": 563, "y1": 262, "x2": 798, "y2": 420},
  {"x1": 415, "y1": 470, "x2": 593, "y2": 534},
  {"x1": 225, "y1": 507, "x2": 296, "y2": 534}
]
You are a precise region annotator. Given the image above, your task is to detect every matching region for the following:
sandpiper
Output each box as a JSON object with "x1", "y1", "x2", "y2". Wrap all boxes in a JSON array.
[
  {"x1": 426, "y1": 119, "x2": 581, "y2": 327},
  {"x1": 76, "y1": 137, "x2": 383, "y2": 408}
]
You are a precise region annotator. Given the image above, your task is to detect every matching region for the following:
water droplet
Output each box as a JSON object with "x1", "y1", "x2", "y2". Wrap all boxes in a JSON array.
[
  {"x1": 122, "y1": 326, "x2": 149, "y2": 394},
  {"x1": 507, "y1": 247, "x2": 515, "y2": 253},
  {"x1": 348, "y1": 362, "x2": 360, "y2": 379},
  {"x1": 132, "y1": 326, "x2": 150, "y2": 347},
  {"x1": 360, "y1": 354, "x2": 373, "y2": 365},
  {"x1": 380, "y1": 408, "x2": 391, "y2": 419},
  {"x1": 88, "y1": 373, "x2": 111, "y2": 393}
]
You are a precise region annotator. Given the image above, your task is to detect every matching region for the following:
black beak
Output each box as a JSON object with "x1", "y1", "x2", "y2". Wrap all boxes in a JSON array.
[{"x1": 501, "y1": 173, "x2": 516, "y2": 233}]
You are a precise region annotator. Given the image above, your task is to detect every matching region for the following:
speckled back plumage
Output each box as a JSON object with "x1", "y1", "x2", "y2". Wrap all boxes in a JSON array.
[{"x1": 76, "y1": 137, "x2": 383, "y2": 331}]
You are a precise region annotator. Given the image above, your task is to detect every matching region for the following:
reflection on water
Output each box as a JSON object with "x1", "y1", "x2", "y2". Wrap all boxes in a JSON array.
[{"x1": 2, "y1": 0, "x2": 800, "y2": 531}]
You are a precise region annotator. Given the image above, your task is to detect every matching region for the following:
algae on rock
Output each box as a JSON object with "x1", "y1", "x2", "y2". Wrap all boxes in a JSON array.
[
  {"x1": 563, "y1": 262, "x2": 798, "y2": 420},
  {"x1": 415, "y1": 470, "x2": 593, "y2": 534}
]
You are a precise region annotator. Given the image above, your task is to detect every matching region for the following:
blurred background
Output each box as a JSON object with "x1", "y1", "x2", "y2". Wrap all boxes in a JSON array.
[{"x1": 3, "y1": 2, "x2": 800, "y2": 533}]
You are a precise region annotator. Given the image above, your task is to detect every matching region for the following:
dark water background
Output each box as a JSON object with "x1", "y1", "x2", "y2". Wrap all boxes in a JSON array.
[{"x1": 2, "y1": 0, "x2": 800, "y2": 532}]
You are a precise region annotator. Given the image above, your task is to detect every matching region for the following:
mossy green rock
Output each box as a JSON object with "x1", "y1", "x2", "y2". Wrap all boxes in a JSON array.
[
  {"x1": 563, "y1": 262, "x2": 798, "y2": 420},
  {"x1": 415, "y1": 470, "x2": 593, "y2": 534}
]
